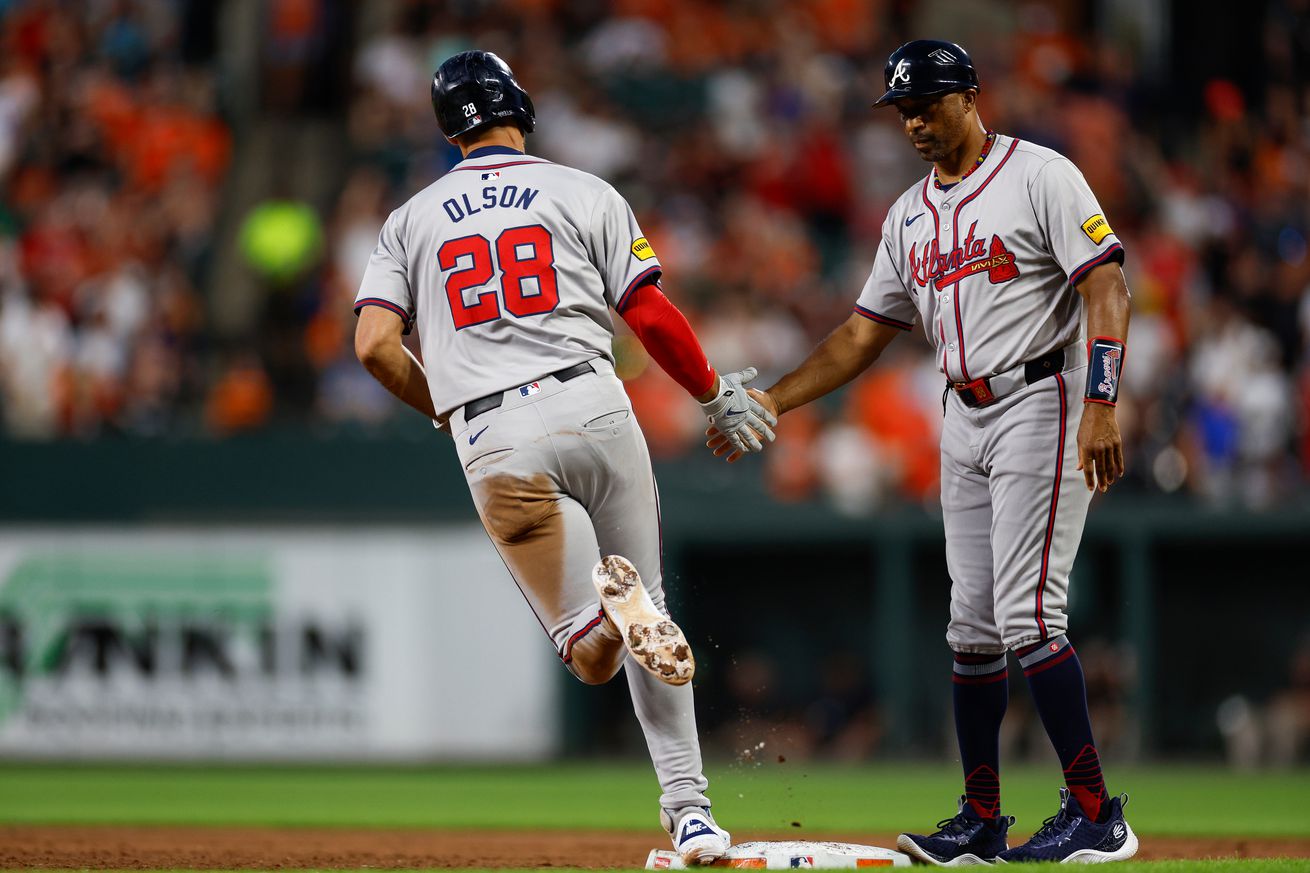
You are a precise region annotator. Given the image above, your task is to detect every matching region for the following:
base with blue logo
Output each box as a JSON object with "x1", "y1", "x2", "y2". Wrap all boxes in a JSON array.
[{"x1": 646, "y1": 841, "x2": 911, "y2": 869}]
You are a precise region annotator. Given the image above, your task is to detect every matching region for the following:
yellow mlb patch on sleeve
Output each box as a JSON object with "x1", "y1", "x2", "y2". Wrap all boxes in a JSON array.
[
  {"x1": 631, "y1": 237, "x2": 657, "y2": 261},
  {"x1": 1081, "y1": 214, "x2": 1113, "y2": 245}
]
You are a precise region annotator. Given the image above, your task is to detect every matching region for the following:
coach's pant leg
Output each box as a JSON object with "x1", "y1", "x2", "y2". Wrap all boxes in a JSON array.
[
  {"x1": 558, "y1": 384, "x2": 710, "y2": 811},
  {"x1": 986, "y1": 374, "x2": 1093, "y2": 648},
  {"x1": 941, "y1": 403, "x2": 1012, "y2": 818},
  {"x1": 942, "y1": 403, "x2": 1006, "y2": 654},
  {"x1": 986, "y1": 374, "x2": 1112, "y2": 817}
]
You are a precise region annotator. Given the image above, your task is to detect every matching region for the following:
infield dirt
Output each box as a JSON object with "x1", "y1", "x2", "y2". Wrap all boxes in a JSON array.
[{"x1": 3, "y1": 825, "x2": 1309, "y2": 868}]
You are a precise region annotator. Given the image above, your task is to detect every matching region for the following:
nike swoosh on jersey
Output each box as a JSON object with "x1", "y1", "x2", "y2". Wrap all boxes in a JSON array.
[
  {"x1": 905, "y1": 213, "x2": 925, "y2": 226},
  {"x1": 468, "y1": 425, "x2": 490, "y2": 445}
]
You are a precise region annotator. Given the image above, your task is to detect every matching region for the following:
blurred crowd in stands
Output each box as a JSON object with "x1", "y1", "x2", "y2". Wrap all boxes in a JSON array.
[
  {"x1": 0, "y1": 0, "x2": 225, "y2": 438},
  {"x1": 1218, "y1": 632, "x2": 1310, "y2": 769},
  {"x1": 3, "y1": 0, "x2": 1310, "y2": 511}
]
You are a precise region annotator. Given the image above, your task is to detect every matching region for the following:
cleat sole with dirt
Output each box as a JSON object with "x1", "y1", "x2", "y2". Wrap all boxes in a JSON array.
[{"x1": 592, "y1": 555, "x2": 695, "y2": 686}]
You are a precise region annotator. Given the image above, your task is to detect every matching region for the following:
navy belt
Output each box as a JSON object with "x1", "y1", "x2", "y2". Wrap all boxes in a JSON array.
[{"x1": 464, "y1": 360, "x2": 596, "y2": 422}]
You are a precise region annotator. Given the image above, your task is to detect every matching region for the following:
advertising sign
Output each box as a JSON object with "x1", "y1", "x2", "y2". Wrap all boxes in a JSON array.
[{"x1": 0, "y1": 527, "x2": 559, "y2": 760}]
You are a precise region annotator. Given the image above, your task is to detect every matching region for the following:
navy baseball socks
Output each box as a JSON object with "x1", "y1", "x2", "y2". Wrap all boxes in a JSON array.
[
  {"x1": 901, "y1": 640, "x2": 1137, "y2": 863},
  {"x1": 952, "y1": 652, "x2": 1009, "y2": 822},
  {"x1": 998, "y1": 635, "x2": 1138, "y2": 863},
  {"x1": 897, "y1": 651, "x2": 1013, "y2": 865},
  {"x1": 1016, "y1": 636, "x2": 1108, "y2": 821}
]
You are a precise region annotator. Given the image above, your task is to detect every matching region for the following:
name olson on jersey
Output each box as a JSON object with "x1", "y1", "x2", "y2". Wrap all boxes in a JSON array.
[
  {"x1": 443, "y1": 185, "x2": 540, "y2": 222},
  {"x1": 910, "y1": 220, "x2": 1020, "y2": 287}
]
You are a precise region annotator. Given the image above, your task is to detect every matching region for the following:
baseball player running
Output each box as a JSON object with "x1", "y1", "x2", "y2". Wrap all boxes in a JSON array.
[
  {"x1": 713, "y1": 40, "x2": 1136, "y2": 864},
  {"x1": 354, "y1": 51, "x2": 772, "y2": 864}
]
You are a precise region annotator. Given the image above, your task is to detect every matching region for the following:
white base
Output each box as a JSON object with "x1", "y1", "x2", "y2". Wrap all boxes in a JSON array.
[{"x1": 647, "y1": 840, "x2": 912, "y2": 869}]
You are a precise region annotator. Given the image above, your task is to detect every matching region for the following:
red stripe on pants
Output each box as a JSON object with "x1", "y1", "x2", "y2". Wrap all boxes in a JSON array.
[{"x1": 1035, "y1": 373, "x2": 1067, "y2": 637}]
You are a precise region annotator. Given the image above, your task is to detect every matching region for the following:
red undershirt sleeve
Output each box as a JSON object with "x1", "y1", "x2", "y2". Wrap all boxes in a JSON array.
[{"x1": 617, "y1": 280, "x2": 717, "y2": 398}]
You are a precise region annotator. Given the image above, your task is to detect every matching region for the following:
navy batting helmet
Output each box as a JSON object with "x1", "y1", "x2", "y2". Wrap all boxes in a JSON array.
[
  {"x1": 431, "y1": 51, "x2": 536, "y2": 139},
  {"x1": 874, "y1": 40, "x2": 979, "y2": 107}
]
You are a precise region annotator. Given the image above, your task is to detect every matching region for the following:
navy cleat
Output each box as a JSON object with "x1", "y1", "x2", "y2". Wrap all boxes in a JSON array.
[
  {"x1": 897, "y1": 796, "x2": 1013, "y2": 866},
  {"x1": 997, "y1": 788, "x2": 1137, "y2": 864}
]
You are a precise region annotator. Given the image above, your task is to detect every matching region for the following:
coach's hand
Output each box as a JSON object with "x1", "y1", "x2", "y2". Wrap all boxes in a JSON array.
[
  {"x1": 701, "y1": 368, "x2": 776, "y2": 461},
  {"x1": 1077, "y1": 402, "x2": 1124, "y2": 493},
  {"x1": 706, "y1": 386, "x2": 779, "y2": 463}
]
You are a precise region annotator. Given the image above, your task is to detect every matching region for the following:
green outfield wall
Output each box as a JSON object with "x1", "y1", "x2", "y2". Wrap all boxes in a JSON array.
[{"x1": 2, "y1": 432, "x2": 1308, "y2": 759}]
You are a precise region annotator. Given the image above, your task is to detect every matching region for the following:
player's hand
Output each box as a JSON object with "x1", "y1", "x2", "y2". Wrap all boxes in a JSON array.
[
  {"x1": 706, "y1": 388, "x2": 779, "y2": 463},
  {"x1": 1076, "y1": 402, "x2": 1124, "y2": 493},
  {"x1": 700, "y1": 368, "x2": 777, "y2": 461}
]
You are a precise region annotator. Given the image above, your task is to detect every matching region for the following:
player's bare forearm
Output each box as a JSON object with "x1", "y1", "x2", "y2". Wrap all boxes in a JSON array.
[
  {"x1": 361, "y1": 340, "x2": 438, "y2": 420},
  {"x1": 355, "y1": 306, "x2": 439, "y2": 420},
  {"x1": 1074, "y1": 263, "x2": 1131, "y2": 492},
  {"x1": 765, "y1": 314, "x2": 900, "y2": 416},
  {"x1": 1078, "y1": 262, "x2": 1131, "y2": 345}
]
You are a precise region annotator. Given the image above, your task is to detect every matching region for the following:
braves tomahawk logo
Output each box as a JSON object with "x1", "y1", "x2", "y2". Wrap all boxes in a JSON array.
[
  {"x1": 890, "y1": 58, "x2": 911, "y2": 87},
  {"x1": 1097, "y1": 347, "x2": 1122, "y2": 395},
  {"x1": 910, "y1": 221, "x2": 1021, "y2": 288}
]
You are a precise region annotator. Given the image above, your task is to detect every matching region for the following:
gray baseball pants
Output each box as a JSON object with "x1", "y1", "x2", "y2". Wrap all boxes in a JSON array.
[
  {"x1": 449, "y1": 358, "x2": 709, "y2": 811},
  {"x1": 941, "y1": 365, "x2": 1094, "y2": 654}
]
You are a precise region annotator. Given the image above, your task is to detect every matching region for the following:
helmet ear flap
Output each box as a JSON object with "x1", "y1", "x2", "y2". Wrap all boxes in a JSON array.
[{"x1": 517, "y1": 90, "x2": 537, "y2": 133}]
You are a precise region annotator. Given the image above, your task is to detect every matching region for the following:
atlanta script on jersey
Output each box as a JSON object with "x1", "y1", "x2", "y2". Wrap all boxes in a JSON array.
[{"x1": 855, "y1": 133, "x2": 1124, "y2": 383}]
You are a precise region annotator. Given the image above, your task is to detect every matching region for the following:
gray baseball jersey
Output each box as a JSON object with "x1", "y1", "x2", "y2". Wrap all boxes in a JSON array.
[
  {"x1": 855, "y1": 133, "x2": 1125, "y2": 651},
  {"x1": 355, "y1": 146, "x2": 663, "y2": 417},
  {"x1": 354, "y1": 145, "x2": 709, "y2": 813},
  {"x1": 856, "y1": 134, "x2": 1123, "y2": 382}
]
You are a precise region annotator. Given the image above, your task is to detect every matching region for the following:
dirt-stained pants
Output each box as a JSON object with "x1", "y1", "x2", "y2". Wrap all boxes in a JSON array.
[{"x1": 449, "y1": 358, "x2": 709, "y2": 811}]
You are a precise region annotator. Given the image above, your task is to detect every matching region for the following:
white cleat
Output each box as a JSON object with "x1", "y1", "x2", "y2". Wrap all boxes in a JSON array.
[
  {"x1": 592, "y1": 554, "x2": 695, "y2": 686},
  {"x1": 661, "y1": 806, "x2": 731, "y2": 866}
]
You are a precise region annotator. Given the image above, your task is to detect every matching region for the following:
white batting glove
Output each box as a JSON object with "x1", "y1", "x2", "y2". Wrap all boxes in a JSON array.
[{"x1": 700, "y1": 367, "x2": 777, "y2": 455}]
